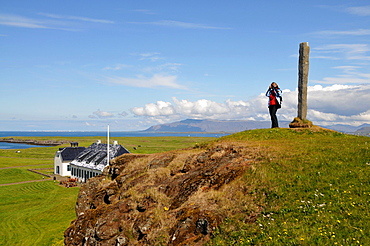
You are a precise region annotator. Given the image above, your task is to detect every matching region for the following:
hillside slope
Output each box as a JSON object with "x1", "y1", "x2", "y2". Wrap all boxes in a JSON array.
[{"x1": 65, "y1": 128, "x2": 370, "y2": 245}]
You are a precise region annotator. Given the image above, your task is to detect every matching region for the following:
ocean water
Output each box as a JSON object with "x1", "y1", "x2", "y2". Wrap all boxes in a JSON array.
[
  {"x1": 0, "y1": 131, "x2": 229, "y2": 149},
  {"x1": 0, "y1": 142, "x2": 49, "y2": 149}
]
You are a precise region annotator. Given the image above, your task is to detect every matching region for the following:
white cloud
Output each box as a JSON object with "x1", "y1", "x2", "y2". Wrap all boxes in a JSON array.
[
  {"x1": 138, "y1": 63, "x2": 183, "y2": 74},
  {"x1": 129, "y1": 20, "x2": 231, "y2": 30},
  {"x1": 313, "y1": 44, "x2": 370, "y2": 60},
  {"x1": 173, "y1": 98, "x2": 230, "y2": 117},
  {"x1": 313, "y1": 29, "x2": 370, "y2": 36},
  {"x1": 345, "y1": 5, "x2": 370, "y2": 16},
  {"x1": 138, "y1": 52, "x2": 164, "y2": 62},
  {"x1": 106, "y1": 74, "x2": 188, "y2": 89},
  {"x1": 103, "y1": 64, "x2": 131, "y2": 71},
  {"x1": 311, "y1": 65, "x2": 370, "y2": 84},
  {"x1": 38, "y1": 13, "x2": 114, "y2": 24},
  {"x1": 89, "y1": 110, "x2": 114, "y2": 119},
  {"x1": 0, "y1": 14, "x2": 48, "y2": 29},
  {"x1": 0, "y1": 13, "x2": 113, "y2": 31},
  {"x1": 132, "y1": 101, "x2": 175, "y2": 116},
  {"x1": 130, "y1": 84, "x2": 370, "y2": 126}
]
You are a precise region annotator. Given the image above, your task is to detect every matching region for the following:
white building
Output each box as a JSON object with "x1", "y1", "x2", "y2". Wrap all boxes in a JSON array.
[
  {"x1": 70, "y1": 140, "x2": 130, "y2": 182},
  {"x1": 54, "y1": 142, "x2": 86, "y2": 177}
]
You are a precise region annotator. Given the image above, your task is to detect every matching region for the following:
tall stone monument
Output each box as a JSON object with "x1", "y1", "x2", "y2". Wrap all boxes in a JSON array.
[{"x1": 289, "y1": 42, "x2": 313, "y2": 128}]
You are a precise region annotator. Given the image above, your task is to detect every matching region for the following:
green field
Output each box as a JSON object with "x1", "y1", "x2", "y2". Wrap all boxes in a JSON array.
[
  {"x1": 0, "y1": 182, "x2": 79, "y2": 246},
  {"x1": 0, "y1": 136, "x2": 215, "y2": 246}
]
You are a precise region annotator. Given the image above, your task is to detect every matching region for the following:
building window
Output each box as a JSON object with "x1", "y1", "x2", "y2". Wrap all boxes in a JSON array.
[
  {"x1": 56, "y1": 166, "x2": 60, "y2": 174},
  {"x1": 67, "y1": 165, "x2": 71, "y2": 171}
]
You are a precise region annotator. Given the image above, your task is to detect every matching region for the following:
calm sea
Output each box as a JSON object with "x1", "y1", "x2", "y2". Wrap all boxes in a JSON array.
[{"x1": 0, "y1": 131, "x2": 229, "y2": 149}]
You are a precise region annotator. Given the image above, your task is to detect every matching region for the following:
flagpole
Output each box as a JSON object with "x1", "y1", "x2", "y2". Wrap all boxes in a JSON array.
[{"x1": 107, "y1": 124, "x2": 110, "y2": 166}]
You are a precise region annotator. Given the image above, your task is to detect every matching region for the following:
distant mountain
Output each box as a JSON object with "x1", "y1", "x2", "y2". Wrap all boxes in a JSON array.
[
  {"x1": 323, "y1": 124, "x2": 358, "y2": 133},
  {"x1": 143, "y1": 119, "x2": 290, "y2": 133},
  {"x1": 144, "y1": 119, "x2": 370, "y2": 135},
  {"x1": 324, "y1": 123, "x2": 370, "y2": 134},
  {"x1": 353, "y1": 126, "x2": 370, "y2": 136}
]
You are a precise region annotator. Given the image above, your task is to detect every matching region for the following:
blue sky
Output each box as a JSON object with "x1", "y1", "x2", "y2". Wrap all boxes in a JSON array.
[{"x1": 1, "y1": 1, "x2": 370, "y2": 131}]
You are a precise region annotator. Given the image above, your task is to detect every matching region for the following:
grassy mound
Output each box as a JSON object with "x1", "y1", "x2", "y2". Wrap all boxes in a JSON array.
[{"x1": 208, "y1": 128, "x2": 370, "y2": 245}]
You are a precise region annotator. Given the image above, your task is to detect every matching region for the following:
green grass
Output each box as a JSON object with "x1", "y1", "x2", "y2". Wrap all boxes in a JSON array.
[
  {"x1": 208, "y1": 128, "x2": 370, "y2": 245},
  {"x1": 3, "y1": 131, "x2": 369, "y2": 245},
  {"x1": 0, "y1": 182, "x2": 79, "y2": 246},
  {"x1": 0, "y1": 135, "x2": 215, "y2": 246},
  {"x1": 0, "y1": 168, "x2": 45, "y2": 184}
]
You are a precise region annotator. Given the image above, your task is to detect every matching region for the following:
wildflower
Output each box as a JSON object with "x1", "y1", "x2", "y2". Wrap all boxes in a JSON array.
[
  {"x1": 164, "y1": 206, "x2": 169, "y2": 211},
  {"x1": 300, "y1": 237, "x2": 304, "y2": 241},
  {"x1": 337, "y1": 220, "x2": 341, "y2": 223}
]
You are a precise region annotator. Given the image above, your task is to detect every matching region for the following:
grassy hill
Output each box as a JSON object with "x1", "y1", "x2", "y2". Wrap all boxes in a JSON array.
[
  {"x1": 61, "y1": 127, "x2": 370, "y2": 245},
  {"x1": 1, "y1": 130, "x2": 369, "y2": 245},
  {"x1": 208, "y1": 128, "x2": 370, "y2": 245}
]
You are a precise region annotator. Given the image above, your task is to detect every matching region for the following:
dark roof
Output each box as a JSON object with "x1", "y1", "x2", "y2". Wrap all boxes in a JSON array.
[
  {"x1": 58, "y1": 147, "x2": 86, "y2": 161},
  {"x1": 71, "y1": 142, "x2": 129, "y2": 171}
]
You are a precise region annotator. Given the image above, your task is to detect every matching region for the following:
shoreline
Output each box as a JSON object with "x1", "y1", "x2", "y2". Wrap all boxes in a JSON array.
[{"x1": 0, "y1": 137, "x2": 69, "y2": 146}]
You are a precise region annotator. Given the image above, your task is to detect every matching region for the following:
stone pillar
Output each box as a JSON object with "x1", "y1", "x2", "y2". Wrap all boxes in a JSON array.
[
  {"x1": 290, "y1": 42, "x2": 313, "y2": 128},
  {"x1": 298, "y1": 42, "x2": 309, "y2": 120}
]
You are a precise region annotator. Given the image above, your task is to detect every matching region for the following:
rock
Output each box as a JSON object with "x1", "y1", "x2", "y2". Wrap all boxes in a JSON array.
[
  {"x1": 64, "y1": 144, "x2": 258, "y2": 246},
  {"x1": 289, "y1": 117, "x2": 313, "y2": 128}
]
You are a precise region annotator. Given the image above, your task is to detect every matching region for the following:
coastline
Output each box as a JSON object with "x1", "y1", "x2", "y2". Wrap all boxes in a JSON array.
[{"x1": 0, "y1": 137, "x2": 68, "y2": 146}]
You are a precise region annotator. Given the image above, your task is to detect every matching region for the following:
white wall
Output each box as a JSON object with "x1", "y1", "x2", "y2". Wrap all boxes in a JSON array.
[{"x1": 54, "y1": 151, "x2": 72, "y2": 177}]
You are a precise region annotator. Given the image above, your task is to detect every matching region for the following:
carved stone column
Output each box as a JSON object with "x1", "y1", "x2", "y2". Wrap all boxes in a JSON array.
[
  {"x1": 298, "y1": 42, "x2": 309, "y2": 120},
  {"x1": 290, "y1": 42, "x2": 313, "y2": 128}
]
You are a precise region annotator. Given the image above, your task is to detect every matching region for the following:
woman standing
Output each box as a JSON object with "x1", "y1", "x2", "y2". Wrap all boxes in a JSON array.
[{"x1": 266, "y1": 82, "x2": 283, "y2": 128}]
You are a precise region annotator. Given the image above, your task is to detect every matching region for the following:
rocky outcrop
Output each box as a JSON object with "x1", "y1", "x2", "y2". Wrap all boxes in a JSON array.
[
  {"x1": 289, "y1": 117, "x2": 313, "y2": 128},
  {"x1": 64, "y1": 143, "x2": 262, "y2": 245}
]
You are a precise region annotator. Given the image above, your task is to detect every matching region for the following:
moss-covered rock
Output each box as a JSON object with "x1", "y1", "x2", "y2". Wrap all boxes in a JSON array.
[{"x1": 289, "y1": 117, "x2": 313, "y2": 128}]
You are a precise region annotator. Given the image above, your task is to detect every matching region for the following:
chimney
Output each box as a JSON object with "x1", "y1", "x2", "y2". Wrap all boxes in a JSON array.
[{"x1": 70, "y1": 142, "x2": 79, "y2": 147}]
